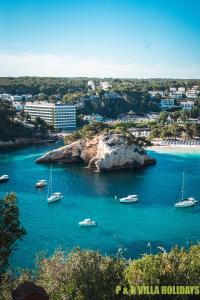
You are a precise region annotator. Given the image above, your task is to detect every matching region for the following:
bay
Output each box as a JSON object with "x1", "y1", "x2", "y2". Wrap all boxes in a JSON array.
[{"x1": 0, "y1": 143, "x2": 200, "y2": 268}]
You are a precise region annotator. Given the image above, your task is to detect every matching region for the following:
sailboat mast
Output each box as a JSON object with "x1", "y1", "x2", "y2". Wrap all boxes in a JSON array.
[
  {"x1": 50, "y1": 164, "x2": 53, "y2": 195},
  {"x1": 181, "y1": 171, "x2": 185, "y2": 201}
]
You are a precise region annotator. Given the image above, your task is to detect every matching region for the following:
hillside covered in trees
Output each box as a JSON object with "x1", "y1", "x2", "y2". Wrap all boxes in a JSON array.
[
  {"x1": 0, "y1": 99, "x2": 50, "y2": 141},
  {"x1": 2, "y1": 77, "x2": 200, "y2": 119},
  {"x1": 1, "y1": 77, "x2": 200, "y2": 95}
]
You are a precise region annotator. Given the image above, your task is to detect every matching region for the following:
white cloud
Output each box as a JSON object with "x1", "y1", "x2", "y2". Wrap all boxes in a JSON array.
[{"x1": 0, "y1": 52, "x2": 200, "y2": 78}]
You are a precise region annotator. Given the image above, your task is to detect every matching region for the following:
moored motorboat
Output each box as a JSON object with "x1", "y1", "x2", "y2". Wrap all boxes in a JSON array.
[
  {"x1": 36, "y1": 179, "x2": 47, "y2": 188},
  {"x1": 119, "y1": 195, "x2": 139, "y2": 203},
  {"x1": 0, "y1": 175, "x2": 9, "y2": 183},
  {"x1": 79, "y1": 218, "x2": 97, "y2": 226}
]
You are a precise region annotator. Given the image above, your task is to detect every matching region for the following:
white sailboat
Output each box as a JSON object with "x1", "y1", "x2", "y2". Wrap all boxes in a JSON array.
[
  {"x1": 174, "y1": 172, "x2": 198, "y2": 208},
  {"x1": 47, "y1": 165, "x2": 63, "y2": 203}
]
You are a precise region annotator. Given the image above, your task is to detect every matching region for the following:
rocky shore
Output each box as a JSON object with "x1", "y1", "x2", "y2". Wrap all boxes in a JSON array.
[
  {"x1": 0, "y1": 137, "x2": 57, "y2": 149},
  {"x1": 36, "y1": 132, "x2": 156, "y2": 172}
]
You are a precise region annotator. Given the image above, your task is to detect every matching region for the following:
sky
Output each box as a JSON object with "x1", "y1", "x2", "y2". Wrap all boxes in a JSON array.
[{"x1": 0, "y1": 0, "x2": 200, "y2": 78}]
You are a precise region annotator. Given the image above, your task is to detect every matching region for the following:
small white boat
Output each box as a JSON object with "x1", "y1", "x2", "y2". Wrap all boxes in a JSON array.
[
  {"x1": 120, "y1": 195, "x2": 139, "y2": 203},
  {"x1": 48, "y1": 192, "x2": 63, "y2": 203},
  {"x1": 79, "y1": 218, "x2": 97, "y2": 226},
  {"x1": 175, "y1": 199, "x2": 196, "y2": 208},
  {"x1": 47, "y1": 165, "x2": 63, "y2": 203},
  {"x1": 0, "y1": 175, "x2": 9, "y2": 182},
  {"x1": 36, "y1": 179, "x2": 47, "y2": 188},
  {"x1": 174, "y1": 172, "x2": 198, "y2": 208}
]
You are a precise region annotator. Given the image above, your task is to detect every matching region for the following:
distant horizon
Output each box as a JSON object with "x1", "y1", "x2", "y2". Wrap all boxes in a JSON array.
[{"x1": 1, "y1": 76, "x2": 200, "y2": 80}]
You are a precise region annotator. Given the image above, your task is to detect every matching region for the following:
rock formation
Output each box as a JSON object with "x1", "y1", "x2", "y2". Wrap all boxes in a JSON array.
[{"x1": 36, "y1": 133, "x2": 156, "y2": 172}]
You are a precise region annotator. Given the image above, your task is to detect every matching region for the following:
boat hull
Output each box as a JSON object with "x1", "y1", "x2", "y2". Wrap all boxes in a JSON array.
[
  {"x1": 79, "y1": 223, "x2": 97, "y2": 226},
  {"x1": 47, "y1": 195, "x2": 63, "y2": 203},
  {"x1": 120, "y1": 198, "x2": 138, "y2": 203},
  {"x1": 175, "y1": 201, "x2": 196, "y2": 208},
  {"x1": 0, "y1": 178, "x2": 9, "y2": 183}
]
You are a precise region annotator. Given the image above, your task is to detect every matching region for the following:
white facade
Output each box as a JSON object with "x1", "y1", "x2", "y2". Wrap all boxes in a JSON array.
[
  {"x1": 83, "y1": 114, "x2": 104, "y2": 123},
  {"x1": 170, "y1": 91, "x2": 183, "y2": 99},
  {"x1": 88, "y1": 80, "x2": 96, "y2": 91},
  {"x1": 169, "y1": 87, "x2": 177, "y2": 92},
  {"x1": 161, "y1": 98, "x2": 175, "y2": 109},
  {"x1": 25, "y1": 102, "x2": 76, "y2": 130},
  {"x1": 100, "y1": 81, "x2": 112, "y2": 90},
  {"x1": 186, "y1": 89, "x2": 198, "y2": 98},
  {"x1": 149, "y1": 91, "x2": 164, "y2": 97},
  {"x1": 178, "y1": 87, "x2": 186, "y2": 93},
  {"x1": 180, "y1": 101, "x2": 194, "y2": 110},
  {"x1": 0, "y1": 93, "x2": 12, "y2": 101}
]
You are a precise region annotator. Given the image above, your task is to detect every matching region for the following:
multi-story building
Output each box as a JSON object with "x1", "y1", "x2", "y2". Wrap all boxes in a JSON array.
[
  {"x1": 180, "y1": 100, "x2": 194, "y2": 110},
  {"x1": 186, "y1": 89, "x2": 199, "y2": 98},
  {"x1": 160, "y1": 98, "x2": 175, "y2": 109},
  {"x1": 170, "y1": 91, "x2": 183, "y2": 99},
  {"x1": 25, "y1": 102, "x2": 76, "y2": 130}
]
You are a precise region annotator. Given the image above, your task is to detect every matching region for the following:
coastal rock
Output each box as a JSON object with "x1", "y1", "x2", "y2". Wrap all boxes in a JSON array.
[
  {"x1": 36, "y1": 133, "x2": 156, "y2": 171},
  {"x1": 0, "y1": 137, "x2": 57, "y2": 149}
]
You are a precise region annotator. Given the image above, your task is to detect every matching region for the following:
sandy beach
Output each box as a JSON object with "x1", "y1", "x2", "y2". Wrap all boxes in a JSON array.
[{"x1": 147, "y1": 145, "x2": 200, "y2": 154}]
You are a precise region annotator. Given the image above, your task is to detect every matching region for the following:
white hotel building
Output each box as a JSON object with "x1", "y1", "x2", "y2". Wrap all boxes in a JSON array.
[{"x1": 25, "y1": 102, "x2": 76, "y2": 130}]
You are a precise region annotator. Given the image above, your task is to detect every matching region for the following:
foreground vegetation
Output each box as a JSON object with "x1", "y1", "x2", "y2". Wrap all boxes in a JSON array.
[{"x1": 1, "y1": 245, "x2": 200, "y2": 299}]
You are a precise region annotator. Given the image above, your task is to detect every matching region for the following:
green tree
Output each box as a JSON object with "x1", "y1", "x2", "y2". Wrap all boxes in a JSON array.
[
  {"x1": 0, "y1": 193, "x2": 26, "y2": 273},
  {"x1": 36, "y1": 248, "x2": 125, "y2": 300}
]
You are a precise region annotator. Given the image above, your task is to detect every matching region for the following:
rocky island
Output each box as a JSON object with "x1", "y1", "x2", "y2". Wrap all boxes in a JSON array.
[{"x1": 37, "y1": 122, "x2": 156, "y2": 172}]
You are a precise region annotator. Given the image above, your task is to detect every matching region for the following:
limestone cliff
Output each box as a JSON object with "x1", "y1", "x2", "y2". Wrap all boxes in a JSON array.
[{"x1": 36, "y1": 133, "x2": 156, "y2": 172}]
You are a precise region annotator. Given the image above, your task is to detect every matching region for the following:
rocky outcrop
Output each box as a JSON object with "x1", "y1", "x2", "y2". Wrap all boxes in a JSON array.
[{"x1": 36, "y1": 133, "x2": 156, "y2": 172}]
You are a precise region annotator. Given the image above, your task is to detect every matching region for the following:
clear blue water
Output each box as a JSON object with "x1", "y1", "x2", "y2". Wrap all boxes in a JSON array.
[{"x1": 1, "y1": 143, "x2": 200, "y2": 269}]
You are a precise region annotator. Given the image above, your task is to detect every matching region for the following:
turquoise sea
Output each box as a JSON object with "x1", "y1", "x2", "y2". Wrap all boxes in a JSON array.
[{"x1": 1, "y1": 143, "x2": 200, "y2": 268}]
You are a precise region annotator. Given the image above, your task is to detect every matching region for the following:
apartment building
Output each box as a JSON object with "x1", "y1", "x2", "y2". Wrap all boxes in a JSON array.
[
  {"x1": 186, "y1": 89, "x2": 199, "y2": 98},
  {"x1": 25, "y1": 102, "x2": 76, "y2": 130},
  {"x1": 160, "y1": 98, "x2": 175, "y2": 109}
]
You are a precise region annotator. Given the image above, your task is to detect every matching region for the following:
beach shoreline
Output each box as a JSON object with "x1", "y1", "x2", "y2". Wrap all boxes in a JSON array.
[{"x1": 147, "y1": 145, "x2": 200, "y2": 154}]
